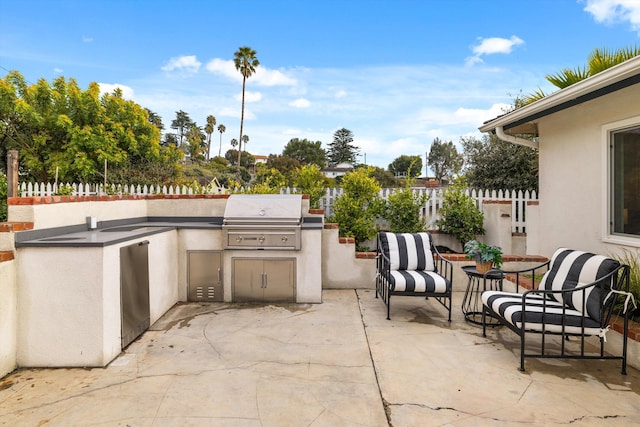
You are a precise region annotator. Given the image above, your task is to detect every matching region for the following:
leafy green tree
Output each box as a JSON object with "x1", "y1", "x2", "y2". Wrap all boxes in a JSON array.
[
  {"x1": 292, "y1": 164, "x2": 327, "y2": 209},
  {"x1": 234, "y1": 46, "x2": 259, "y2": 175},
  {"x1": 330, "y1": 166, "x2": 382, "y2": 249},
  {"x1": 186, "y1": 124, "x2": 206, "y2": 160},
  {"x1": 436, "y1": 177, "x2": 484, "y2": 250},
  {"x1": 428, "y1": 138, "x2": 463, "y2": 183},
  {"x1": 364, "y1": 165, "x2": 397, "y2": 187},
  {"x1": 170, "y1": 110, "x2": 193, "y2": 149},
  {"x1": 524, "y1": 46, "x2": 640, "y2": 103},
  {"x1": 251, "y1": 164, "x2": 287, "y2": 194},
  {"x1": 204, "y1": 115, "x2": 216, "y2": 160},
  {"x1": 461, "y1": 134, "x2": 538, "y2": 192},
  {"x1": 145, "y1": 108, "x2": 164, "y2": 132},
  {"x1": 217, "y1": 123, "x2": 225, "y2": 157},
  {"x1": 0, "y1": 70, "x2": 176, "y2": 183},
  {"x1": 383, "y1": 172, "x2": 428, "y2": 233},
  {"x1": 266, "y1": 154, "x2": 301, "y2": 180},
  {"x1": 282, "y1": 138, "x2": 327, "y2": 167},
  {"x1": 388, "y1": 155, "x2": 422, "y2": 178},
  {"x1": 327, "y1": 128, "x2": 359, "y2": 166},
  {"x1": 225, "y1": 149, "x2": 254, "y2": 168}
]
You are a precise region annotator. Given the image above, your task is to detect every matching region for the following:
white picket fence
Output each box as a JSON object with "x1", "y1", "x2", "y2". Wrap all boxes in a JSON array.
[
  {"x1": 17, "y1": 182, "x2": 537, "y2": 233},
  {"x1": 313, "y1": 187, "x2": 537, "y2": 233}
]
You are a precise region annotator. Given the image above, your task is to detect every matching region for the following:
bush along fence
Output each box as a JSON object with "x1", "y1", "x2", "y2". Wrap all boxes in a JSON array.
[{"x1": 15, "y1": 182, "x2": 537, "y2": 233}]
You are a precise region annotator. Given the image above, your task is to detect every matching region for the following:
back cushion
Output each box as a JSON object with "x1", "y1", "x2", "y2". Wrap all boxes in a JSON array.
[
  {"x1": 539, "y1": 248, "x2": 620, "y2": 322},
  {"x1": 379, "y1": 232, "x2": 435, "y2": 271}
]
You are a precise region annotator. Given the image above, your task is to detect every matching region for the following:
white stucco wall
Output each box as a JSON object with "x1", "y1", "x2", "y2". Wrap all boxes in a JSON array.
[
  {"x1": 321, "y1": 228, "x2": 375, "y2": 289},
  {"x1": 16, "y1": 230, "x2": 179, "y2": 368},
  {"x1": 536, "y1": 84, "x2": 640, "y2": 257},
  {"x1": 9, "y1": 200, "x2": 148, "y2": 229},
  {"x1": 0, "y1": 260, "x2": 17, "y2": 377}
]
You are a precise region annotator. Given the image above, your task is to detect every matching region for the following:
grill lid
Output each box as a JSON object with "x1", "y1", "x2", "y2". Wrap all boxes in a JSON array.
[{"x1": 223, "y1": 194, "x2": 303, "y2": 224}]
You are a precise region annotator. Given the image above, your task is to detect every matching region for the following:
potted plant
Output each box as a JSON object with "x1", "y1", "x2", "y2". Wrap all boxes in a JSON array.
[{"x1": 464, "y1": 240, "x2": 503, "y2": 274}]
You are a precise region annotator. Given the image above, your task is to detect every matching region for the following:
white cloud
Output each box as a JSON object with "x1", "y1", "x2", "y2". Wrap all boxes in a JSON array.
[
  {"x1": 82, "y1": 35, "x2": 93, "y2": 43},
  {"x1": 161, "y1": 55, "x2": 201, "y2": 73},
  {"x1": 466, "y1": 35, "x2": 525, "y2": 66},
  {"x1": 289, "y1": 98, "x2": 310, "y2": 108},
  {"x1": 583, "y1": 0, "x2": 640, "y2": 32},
  {"x1": 334, "y1": 89, "x2": 347, "y2": 98},
  {"x1": 53, "y1": 67, "x2": 63, "y2": 74},
  {"x1": 98, "y1": 83, "x2": 135, "y2": 99},
  {"x1": 205, "y1": 58, "x2": 297, "y2": 86}
]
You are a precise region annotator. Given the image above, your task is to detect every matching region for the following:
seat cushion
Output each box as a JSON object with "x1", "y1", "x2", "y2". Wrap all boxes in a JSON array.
[
  {"x1": 379, "y1": 232, "x2": 434, "y2": 271},
  {"x1": 388, "y1": 270, "x2": 449, "y2": 293},
  {"x1": 539, "y1": 248, "x2": 620, "y2": 322},
  {"x1": 482, "y1": 291, "x2": 603, "y2": 335}
]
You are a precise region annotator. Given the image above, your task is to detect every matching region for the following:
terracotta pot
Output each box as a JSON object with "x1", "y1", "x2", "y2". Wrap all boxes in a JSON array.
[{"x1": 476, "y1": 260, "x2": 493, "y2": 274}]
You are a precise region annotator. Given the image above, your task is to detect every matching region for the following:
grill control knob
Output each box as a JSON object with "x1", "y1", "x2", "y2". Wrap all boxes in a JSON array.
[
  {"x1": 259, "y1": 235, "x2": 265, "y2": 243},
  {"x1": 235, "y1": 236, "x2": 243, "y2": 242},
  {"x1": 281, "y1": 236, "x2": 288, "y2": 243}
]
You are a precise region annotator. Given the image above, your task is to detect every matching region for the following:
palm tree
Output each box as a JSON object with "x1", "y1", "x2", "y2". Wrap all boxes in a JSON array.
[
  {"x1": 242, "y1": 134, "x2": 249, "y2": 152},
  {"x1": 204, "y1": 115, "x2": 216, "y2": 160},
  {"x1": 233, "y1": 46, "x2": 259, "y2": 176},
  {"x1": 524, "y1": 45, "x2": 640, "y2": 104},
  {"x1": 217, "y1": 124, "x2": 226, "y2": 157},
  {"x1": 230, "y1": 138, "x2": 238, "y2": 149}
]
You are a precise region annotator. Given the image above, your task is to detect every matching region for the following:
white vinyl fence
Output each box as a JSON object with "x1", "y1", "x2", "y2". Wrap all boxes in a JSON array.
[{"x1": 17, "y1": 182, "x2": 537, "y2": 233}]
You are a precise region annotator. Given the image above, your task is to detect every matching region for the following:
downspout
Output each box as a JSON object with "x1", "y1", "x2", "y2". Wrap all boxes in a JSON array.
[{"x1": 495, "y1": 126, "x2": 539, "y2": 149}]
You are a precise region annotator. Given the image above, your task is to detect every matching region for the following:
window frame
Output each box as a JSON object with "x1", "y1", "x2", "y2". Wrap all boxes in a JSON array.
[{"x1": 602, "y1": 115, "x2": 640, "y2": 248}]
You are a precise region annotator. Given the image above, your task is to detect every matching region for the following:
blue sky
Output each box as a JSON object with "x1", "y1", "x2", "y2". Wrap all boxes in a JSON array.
[{"x1": 1, "y1": 0, "x2": 639, "y2": 172}]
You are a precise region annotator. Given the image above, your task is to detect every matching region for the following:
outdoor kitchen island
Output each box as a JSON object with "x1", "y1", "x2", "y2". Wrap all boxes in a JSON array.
[{"x1": 12, "y1": 194, "x2": 323, "y2": 368}]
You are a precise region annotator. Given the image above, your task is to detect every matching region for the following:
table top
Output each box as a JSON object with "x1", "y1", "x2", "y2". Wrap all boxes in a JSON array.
[{"x1": 461, "y1": 265, "x2": 504, "y2": 279}]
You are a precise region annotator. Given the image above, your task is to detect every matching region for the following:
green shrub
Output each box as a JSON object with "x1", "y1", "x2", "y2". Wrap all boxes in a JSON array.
[
  {"x1": 329, "y1": 167, "x2": 383, "y2": 249},
  {"x1": 0, "y1": 173, "x2": 7, "y2": 222},
  {"x1": 383, "y1": 172, "x2": 427, "y2": 233},
  {"x1": 613, "y1": 249, "x2": 640, "y2": 322},
  {"x1": 293, "y1": 164, "x2": 326, "y2": 209},
  {"x1": 436, "y1": 177, "x2": 484, "y2": 250}
]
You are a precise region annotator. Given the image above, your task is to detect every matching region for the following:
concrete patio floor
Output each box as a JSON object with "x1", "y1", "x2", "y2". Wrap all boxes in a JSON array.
[{"x1": 1, "y1": 289, "x2": 639, "y2": 426}]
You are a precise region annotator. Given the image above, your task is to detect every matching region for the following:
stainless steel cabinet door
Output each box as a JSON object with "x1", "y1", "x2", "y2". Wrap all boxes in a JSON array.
[{"x1": 187, "y1": 251, "x2": 223, "y2": 302}]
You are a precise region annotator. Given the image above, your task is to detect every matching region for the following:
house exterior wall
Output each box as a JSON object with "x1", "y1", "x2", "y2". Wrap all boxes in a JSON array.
[{"x1": 535, "y1": 83, "x2": 640, "y2": 257}]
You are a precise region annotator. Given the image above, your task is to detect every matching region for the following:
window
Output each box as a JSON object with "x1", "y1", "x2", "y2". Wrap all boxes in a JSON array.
[{"x1": 611, "y1": 124, "x2": 640, "y2": 237}]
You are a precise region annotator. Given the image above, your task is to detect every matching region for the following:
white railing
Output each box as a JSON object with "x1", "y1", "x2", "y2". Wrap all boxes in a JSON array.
[{"x1": 17, "y1": 182, "x2": 537, "y2": 233}]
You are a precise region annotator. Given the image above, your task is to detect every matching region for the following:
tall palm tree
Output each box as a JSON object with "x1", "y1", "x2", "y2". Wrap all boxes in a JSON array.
[
  {"x1": 233, "y1": 46, "x2": 259, "y2": 176},
  {"x1": 217, "y1": 124, "x2": 226, "y2": 157},
  {"x1": 242, "y1": 134, "x2": 249, "y2": 152},
  {"x1": 204, "y1": 115, "x2": 216, "y2": 160},
  {"x1": 230, "y1": 138, "x2": 238, "y2": 149}
]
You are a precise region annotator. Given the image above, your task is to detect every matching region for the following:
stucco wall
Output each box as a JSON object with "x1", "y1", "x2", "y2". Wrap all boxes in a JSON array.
[
  {"x1": 536, "y1": 84, "x2": 640, "y2": 257},
  {"x1": 0, "y1": 260, "x2": 16, "y2": 377}
]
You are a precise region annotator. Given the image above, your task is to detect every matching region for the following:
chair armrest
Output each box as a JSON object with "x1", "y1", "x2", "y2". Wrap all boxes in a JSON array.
[{"x1": 490, "y1": 261, "x2": 551, "y2": 293}]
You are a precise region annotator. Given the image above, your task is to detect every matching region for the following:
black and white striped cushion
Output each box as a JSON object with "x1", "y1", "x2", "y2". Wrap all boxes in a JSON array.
[
  {"x1": 482, "y1": 291, "x2": 603, "y2": 335},
  {"x1": 379, "y1": 232, "x2": 434, "y2": 271},
  {"x1": 539, "y1": 248, "x2": 620, "y2": 322},
  {"x1": 388, "y1": 270, "x2": 449, "y2": 293}
]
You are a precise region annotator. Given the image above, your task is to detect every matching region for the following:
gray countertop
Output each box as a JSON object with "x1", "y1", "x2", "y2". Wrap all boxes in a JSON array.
[{"x1": 15, "y1": 220, "x2": 222, "y2": 248}]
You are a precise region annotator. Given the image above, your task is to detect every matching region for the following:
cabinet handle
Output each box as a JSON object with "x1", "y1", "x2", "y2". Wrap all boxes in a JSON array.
[
  {"x1": 217, "y1": 268, "x2": 221, "y2": 283},
  {"x1": 264, "y1": 272, "x2": 267, "y2": 288}
]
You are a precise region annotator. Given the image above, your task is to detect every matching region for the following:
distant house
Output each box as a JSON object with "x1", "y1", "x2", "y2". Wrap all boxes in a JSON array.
[
  {"x1": 321, "y1": 162, "x2": 354, "y2": 179},
  {"x1": 479, "y1": 56, "x2": 640, "y2": 258},
  {"x1": 253, "y1": 155, "x2": 268, "y2": 165}
]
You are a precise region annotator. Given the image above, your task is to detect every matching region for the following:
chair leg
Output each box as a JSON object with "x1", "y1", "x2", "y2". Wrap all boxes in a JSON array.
[{"x1": 386, "y1": 294, "x2": 391, "y2": 320}]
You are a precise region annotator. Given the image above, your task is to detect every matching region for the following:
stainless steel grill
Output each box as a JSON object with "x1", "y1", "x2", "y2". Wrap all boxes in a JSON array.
[{"x1": 222, "y1": 194, "x2": 303, "y2": 250}]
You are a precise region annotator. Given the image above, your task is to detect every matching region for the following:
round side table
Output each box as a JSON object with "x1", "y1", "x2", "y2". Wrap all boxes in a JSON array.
[{"x1": 461, "y1": 265, "x2": 504, "y2": 326}]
